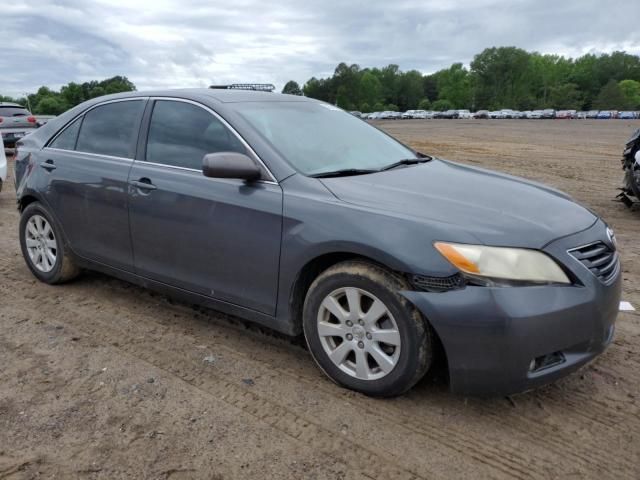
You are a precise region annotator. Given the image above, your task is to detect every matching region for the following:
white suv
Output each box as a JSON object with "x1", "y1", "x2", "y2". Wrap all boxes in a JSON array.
[{"x1": 457, "y1": 109, "x2": 472, "y2": 119}]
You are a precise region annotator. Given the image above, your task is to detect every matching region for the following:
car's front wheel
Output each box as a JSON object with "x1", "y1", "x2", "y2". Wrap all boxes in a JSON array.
[
  {"x1": 19, "y1": 202, "x2": 80, "y2": 284},
  {"x1": 303, "y1": 261, "x2": 433, "y2": 397}
]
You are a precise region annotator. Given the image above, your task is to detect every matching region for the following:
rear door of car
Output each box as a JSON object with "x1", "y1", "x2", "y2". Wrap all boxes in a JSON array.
[
  {"x1": 127, "y1": 98, "x2": 283, "y2": 315},
  {"x1": 40, "y1": 98, "x2": 147, "y2": 270}
]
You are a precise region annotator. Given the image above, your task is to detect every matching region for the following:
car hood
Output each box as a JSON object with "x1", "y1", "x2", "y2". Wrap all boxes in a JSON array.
[{"x1": 319, "y1": 159, "x2": 597, "y2": 248}]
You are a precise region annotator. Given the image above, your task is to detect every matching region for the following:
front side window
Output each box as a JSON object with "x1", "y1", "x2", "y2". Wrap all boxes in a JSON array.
[
  {"x1": 49, "y1": 116, "x2": 82, "y2": 151},
  {"x1": 76, "y1": 100, "x2": 144, "y2": 158},
  {"x1": 146, "y1": 100, "x2": 245, "y2": 170},
  {"x1": 235, "y1": 102, "x2": 416, "y2": 176}
]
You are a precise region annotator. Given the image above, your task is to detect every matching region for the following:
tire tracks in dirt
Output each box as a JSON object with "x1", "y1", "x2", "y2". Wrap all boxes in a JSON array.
[{"x1": 1, "y1": 259, "x2": 636, "y2": 479}]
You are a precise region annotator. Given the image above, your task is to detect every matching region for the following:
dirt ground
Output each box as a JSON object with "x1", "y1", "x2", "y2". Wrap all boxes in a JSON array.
[{"x1": 1, "y1": 119, "x2": 639, "y2": 479}]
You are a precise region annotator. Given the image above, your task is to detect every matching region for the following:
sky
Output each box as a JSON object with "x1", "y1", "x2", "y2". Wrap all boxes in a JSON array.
[{"x1": 2, "y1": 0, "x2": 640, "y2": 97}]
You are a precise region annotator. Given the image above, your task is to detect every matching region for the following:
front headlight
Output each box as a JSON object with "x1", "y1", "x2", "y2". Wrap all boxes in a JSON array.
[{"x1": 434, "y1": 242, "x2": 571, "y2": 285}]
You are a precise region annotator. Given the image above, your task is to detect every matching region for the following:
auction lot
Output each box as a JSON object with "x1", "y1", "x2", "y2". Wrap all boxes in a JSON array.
[{"x1": 1, "y1": 119, "x2": 639, "y2": 479}]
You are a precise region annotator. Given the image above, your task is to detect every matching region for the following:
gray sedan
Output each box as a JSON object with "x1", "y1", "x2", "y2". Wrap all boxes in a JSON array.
[{"x1": 13, "y1": 89, "x2": 621, "y2": 396}]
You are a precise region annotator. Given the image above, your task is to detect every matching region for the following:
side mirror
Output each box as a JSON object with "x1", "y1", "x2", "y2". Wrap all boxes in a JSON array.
[{"x1": 202, "y1": 152, "x2": 262, "y2": 181}]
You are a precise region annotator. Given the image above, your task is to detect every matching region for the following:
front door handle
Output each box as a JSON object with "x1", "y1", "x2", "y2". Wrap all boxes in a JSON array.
[
  {"x1": 40, "y1": 160, "x2": 56, "y2": 171},
  {"x1": 130, "y1": 178, "x2": 157, "y2": 191}
]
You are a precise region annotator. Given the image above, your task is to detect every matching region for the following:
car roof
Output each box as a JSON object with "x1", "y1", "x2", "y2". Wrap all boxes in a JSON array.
[
  {"x1": 103, "y1": 88, "x2": 312, "y2": 104},
  {"x1": 0, "y1": 102, "x2": 26, "y2": 107}
]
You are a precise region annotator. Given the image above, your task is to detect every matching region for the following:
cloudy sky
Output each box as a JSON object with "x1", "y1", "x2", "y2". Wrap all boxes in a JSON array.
[{"x1": 2, "y1": 0, "x2": 640, "y2": 97}]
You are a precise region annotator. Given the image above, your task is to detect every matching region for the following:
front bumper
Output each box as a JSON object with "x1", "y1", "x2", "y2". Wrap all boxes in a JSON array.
[{"x1": 403, "y1": 220, "x2": 622, "y2": 395}]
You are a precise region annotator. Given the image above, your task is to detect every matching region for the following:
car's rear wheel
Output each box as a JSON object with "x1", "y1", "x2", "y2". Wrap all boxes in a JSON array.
[
  {"x1": 303, "y1": 261, "x2": 433, "y2": 397},
  {"x1": 19, "y1": 202, "x2": 80, "y2": 284}
]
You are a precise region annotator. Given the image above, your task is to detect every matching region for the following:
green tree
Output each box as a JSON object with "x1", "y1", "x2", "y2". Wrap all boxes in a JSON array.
[
  {"x1": 435, "y1": 63, "x2": 471, "y2": 108},
  {"x1": 418, "y1": 98, "x2": 431, "y2": 110},
  {"x1": 372, "y1": 102, "x2": 385, "y2": 112},
  {"x1": 335, "y1": 85, "x2": 350, "y2": 109},
  {"x1": 360, "y1": 102, "x2": 371, "y2": 113},
  {"x1": 33, "y1": 95, "x2": 70, "y2": 115},
  {"x1": 432, "y1": 99, "x2": 453, "y2": 111},
  {"x1": 593, "y1": 79, "x2": 630, "y2": 109},
  {"x1": 619, "y1": 79, "x2": 640, "y2": 109},
  {"x1": 385, "y1": 104, "x2": 399, "y2": 112},
  {"x1": 422, "y1": 75, "x2": 438, "y2": 102},
  {"x1": 549, "y1": 83, "x2": 583, "y2": 109},
  {"x1": 379, "y1": 64, "x2": 401, "y2": 106},
  {"x1": 471, "y1": 47, "x2": 531, "y2": 109},
  {"x1": 359, "y1": 72, "x2": 382, "y2": 109},
  {"x1": 303, "y1": 77, "x2": 332, "y2": 102},
  {"x1": 282, "y1": 80, "x2": 302, "y2": 95},
  {"x1": 397, "y1": 70, "x2": 424, "y2": 110},
  {"x1": 60, "y1": 82, "x2": 85, "y2": 106}
]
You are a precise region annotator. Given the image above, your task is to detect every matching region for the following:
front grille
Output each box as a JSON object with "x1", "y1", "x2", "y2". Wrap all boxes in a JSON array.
[
  {"x1": 569, "y1": 241, "x2": 619, "y2": 284},
  {"x1": 411, "y1": 273, "x2": 464, "y2": 292}
]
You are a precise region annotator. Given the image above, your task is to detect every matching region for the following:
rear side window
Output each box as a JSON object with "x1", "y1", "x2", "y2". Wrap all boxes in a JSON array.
[
  {"x1": 146, "y1": 100, "x2": 245, "y2": 170},
  {"x1": 76, "y1": 100, "x2": 144, "y2": 158},
  {"x1": 50, "y1": 117, "x2": 82, "y2": 150},
  {"x1": 0, "y1": 106, "x2": 30, "y2": 117}
]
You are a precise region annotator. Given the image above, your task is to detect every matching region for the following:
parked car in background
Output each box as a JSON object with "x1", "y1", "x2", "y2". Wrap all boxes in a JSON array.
[
  {"x1": 349, "y1": 111, "x2": 362, "y2": 117},
  {"x1": 473, "y1": 110, "x2": 489, "y2": 119},
  {"x1": 618, "y1": 111, "x2": 636, "y2": 119},
  {"x1": 457, "y1": 109, "x2": 472, "y2": 119},
  {"x1": 412, "y1": 110, "x2": 432, "y2": 119},
  {"x1": 597, "y1": 111, "x2": 612, "y2": 119},
  {"x1": 529, "y1": 110, "x2": 543, "y2": 119},
  {"x1": 367, "y1": 112, "x2": 381, "y2": 120},
  {"x1": 489, "y1": 111, "x2": 506, "y2": 119},
  {"x1": 0, "y1": 140, "x2": 6, "y2": 191},
  {"x1": 14, "y1": 88, "x2": 621, "y2": 396},
  {"x1": 542, "y1": 109, "x2": 556, "y2": 119},
  {"x1": 442, "y1": 110, "x2": 459, "y2": 119},
  {"x1": 402, "y1": 110, "x2": 416, "y2": 119},
  {"x1": 0, "y1": 102, "x2": 39, "y2": 148},
  {"x1": 586, "y1": 110, "x2": 599, "y2": 119},
  {"x1": 576, "y1": 111, "x2": 588, "y2": 119}
]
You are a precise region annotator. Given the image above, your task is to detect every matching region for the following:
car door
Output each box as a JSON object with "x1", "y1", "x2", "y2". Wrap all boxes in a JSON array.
[
  {"x1": 40, "y1": 98, "x2": 146, "y2": 271},
  {"x1": 127, "y1": 99, "x2": 283, "y2": 315}
]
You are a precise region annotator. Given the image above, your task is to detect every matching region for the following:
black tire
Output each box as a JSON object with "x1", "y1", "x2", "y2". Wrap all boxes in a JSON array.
[
  {"x1": 303, "y1": 260, "x2": 432, "y2": 397},
  {"x1": 19, "y1": 202, "x2": 80, "y2": 284}
]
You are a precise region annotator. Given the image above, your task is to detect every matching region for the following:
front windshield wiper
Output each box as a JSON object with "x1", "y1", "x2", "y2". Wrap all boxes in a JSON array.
[
  {"x1": 309, "y1": 168, "x2": 379, "y2": 178},
  {"x1": 380, "y1": 157, "x2": 431, "y2": 171}
]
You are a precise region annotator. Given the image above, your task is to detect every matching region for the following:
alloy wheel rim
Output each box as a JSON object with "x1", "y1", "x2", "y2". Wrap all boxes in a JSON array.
[
  {"x1": 25, "y1": 215, "x2": 57, "y2": 273},
  {"x1": 317, "y1": 287, "x2": 401, "y2": 381}
]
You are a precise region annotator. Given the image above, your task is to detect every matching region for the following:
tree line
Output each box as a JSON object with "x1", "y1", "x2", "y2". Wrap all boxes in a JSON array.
[
  {"x1": 4, "y1": 47, "x2": 640, "y2": 115},
  {"x1": 1, "y1": 76, "x2": 136, "y2": 115},
  {"x1": 283, "y1": 47, "x2": 640, "y2": 112}
]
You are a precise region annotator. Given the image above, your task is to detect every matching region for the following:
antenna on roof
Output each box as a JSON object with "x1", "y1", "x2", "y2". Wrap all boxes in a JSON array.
[{"x1": 209, "y1": 83, "x2": 275, "y2": 92}]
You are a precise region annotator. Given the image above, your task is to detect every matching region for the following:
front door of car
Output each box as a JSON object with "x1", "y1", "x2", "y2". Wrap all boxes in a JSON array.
[
  {"x1": 127, "y1": 99, "x2": 283, "y2": 315},
  {"x1": 40, "y1": 99, "x2": 146, "y2": 271}
]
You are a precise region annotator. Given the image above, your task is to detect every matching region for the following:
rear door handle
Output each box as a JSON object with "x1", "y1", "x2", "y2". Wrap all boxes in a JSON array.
[
  {"x1": 40, "y1": 160, "x2": 56, "y2": 171},
  {"x1": 130, "y1": 178, "x2": 157, "y2": 191}
]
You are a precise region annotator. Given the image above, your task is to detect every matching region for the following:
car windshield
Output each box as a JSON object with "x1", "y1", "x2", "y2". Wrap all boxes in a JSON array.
[
  {"x1": 0, "y1": 106, "x2": 30, "y2": 117},
  {"x1": 234, "y1": 101, "x2": 417, "y2": 176}
]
